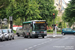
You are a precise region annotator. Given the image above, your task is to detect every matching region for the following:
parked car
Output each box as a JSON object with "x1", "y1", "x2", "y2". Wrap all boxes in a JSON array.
[
  {"x1": 62, "y1": 28, "x2": 75, "y2": 35},
  {"x1": 0, "y1": 29, "x2": 5, "y2": 41},
  {"x1": 2, "y1": 29, "x2": 14, "y2": 40},
  {"x1": 16, "y1": 27, "x2": 23, "y2": 37},
  {"x1": 8, "y1": 29, "x2": 14, "y2": 39}
]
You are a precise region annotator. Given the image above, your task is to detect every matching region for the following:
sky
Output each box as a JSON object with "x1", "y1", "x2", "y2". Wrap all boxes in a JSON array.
[{"x1": 65, "y1": 0, "x2": 71, "y2": 3}]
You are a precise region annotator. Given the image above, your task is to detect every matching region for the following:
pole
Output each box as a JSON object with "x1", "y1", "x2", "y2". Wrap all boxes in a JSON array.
[
  {"x1": 53, "y1": 13, "x2": 55, "y2": 31},
  {"x1": 0, "y1": 19, "x2": 2, "y2": 29},
  {"x1": 9, "y1": 16, "x2": 13, "y2": 30}
]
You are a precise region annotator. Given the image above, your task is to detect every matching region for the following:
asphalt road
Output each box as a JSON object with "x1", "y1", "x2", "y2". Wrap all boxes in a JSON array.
[{"x1": 0, "y1": 35, "x2": 75, "y2": 50}]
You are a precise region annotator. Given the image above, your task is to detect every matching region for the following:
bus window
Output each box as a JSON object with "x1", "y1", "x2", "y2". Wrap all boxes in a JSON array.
[{"x1": 34, "y1": 23, "x2": 46, "y2": 31}]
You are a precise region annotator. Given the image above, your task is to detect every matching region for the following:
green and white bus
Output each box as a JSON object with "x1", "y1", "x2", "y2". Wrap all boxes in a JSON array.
[{"x1": 22, "y1": 20, "x2": 47, "y2": 38}]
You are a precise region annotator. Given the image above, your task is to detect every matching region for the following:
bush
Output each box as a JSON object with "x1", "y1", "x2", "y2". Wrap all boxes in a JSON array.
[
  {"x1": 47, "y1": 29, "x2": 53, "y2": 32},
  {"x1": 13, "y1": 30, "x2": 16, "y2": 33},
  {"x1": 57, "y1": 30, "x2": 62, "y2": 32}
]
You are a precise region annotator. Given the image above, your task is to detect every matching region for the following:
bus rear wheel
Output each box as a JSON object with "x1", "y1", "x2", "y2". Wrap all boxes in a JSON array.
[{"x1": 42, "y1": 36, "x2": 44, "y2": 38}]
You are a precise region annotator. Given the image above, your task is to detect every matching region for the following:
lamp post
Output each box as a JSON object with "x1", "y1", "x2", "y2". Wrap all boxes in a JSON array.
[{"x1": 0, "y1": 19, "x2": 2, "y2": 29}]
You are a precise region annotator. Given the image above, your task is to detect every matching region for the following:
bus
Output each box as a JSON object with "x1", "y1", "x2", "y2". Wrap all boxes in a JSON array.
[{"x1": 22, "y1": 20, "x2": 47, "y2": 38}]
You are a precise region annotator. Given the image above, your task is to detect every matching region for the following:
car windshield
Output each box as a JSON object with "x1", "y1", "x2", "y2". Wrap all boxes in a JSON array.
[
  {"x1": 3, "y1": 30, "x2": 7, "y2": 33},
  {"x1": 34, "y1": 23, "x2": 46, "y2": 31}
]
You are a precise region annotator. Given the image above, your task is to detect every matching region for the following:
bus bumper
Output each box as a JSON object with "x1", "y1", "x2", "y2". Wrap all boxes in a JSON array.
[{"x1": 32, "y1": 33, "x2": 47, "y2": 37}]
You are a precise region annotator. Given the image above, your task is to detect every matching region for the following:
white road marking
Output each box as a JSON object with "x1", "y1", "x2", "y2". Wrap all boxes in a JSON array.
[
  {"x1": 33, "y1": 45, "x2": 37, "y2": 47},
  {"x1": 25, "y1": 49, "x2": 28, "y2": 50},
  {"x1": 37, "y1": 44, "x2": 41, "y2": 46},
  {"x1": 24, "y1": 38, "x2": 52, "y2": 50},
  {"x1": 28, "y1": 47, "x2": 33, "y2": 49}
]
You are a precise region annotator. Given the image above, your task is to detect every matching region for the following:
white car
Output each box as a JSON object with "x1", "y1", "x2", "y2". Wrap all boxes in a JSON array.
[
  {"x1": 16, "y1": 27, "x2": 23, "y2": 37},
  {"x1": 8, "y1": 29, "x2": 14, "y2": 39},
  {"x1": 2, "y1": 29, "x2": 14, "y2": 40},
  {"x1": 0, "y1": 29, "x2": 5, "y2": 41}
]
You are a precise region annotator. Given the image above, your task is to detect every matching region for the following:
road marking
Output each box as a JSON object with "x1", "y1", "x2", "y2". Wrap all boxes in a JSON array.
[
  {"x1": 25, "y1": 49, "x2": 28, "y2": 50},
  {"x1": 24, "y1": 40, "x2": 52, "y2": 50},
  {"x1": 28, "y1": 47, "x2": 33, "y2": 49},
  {"x1": 37, "y1": 44, "x2": 41, "y2": 46},
  {"x1": 33, "y1": 45, "x2": 37, "y2": 47}
]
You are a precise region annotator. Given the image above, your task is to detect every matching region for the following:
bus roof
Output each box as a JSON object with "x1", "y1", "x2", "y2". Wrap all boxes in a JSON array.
[
  {"x1": 23, "y1": 21, "x2": 32, "y2": 24},
  {"x1": 23, "y1": 20, "x2": 46, "y2": 24}
]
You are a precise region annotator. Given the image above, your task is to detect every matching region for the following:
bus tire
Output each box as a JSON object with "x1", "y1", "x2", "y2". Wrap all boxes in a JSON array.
[
  {"x1": 42, "y1": 36, "x2": 44, "y2": 38},
  {"x1": 25, "y1": 36, "x2": 28, "y2": 38}
]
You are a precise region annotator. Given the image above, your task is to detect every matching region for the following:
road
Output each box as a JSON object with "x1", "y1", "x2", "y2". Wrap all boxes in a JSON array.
[{"x1": 0, "y1": 35, "x2": 75, "y2": 50}]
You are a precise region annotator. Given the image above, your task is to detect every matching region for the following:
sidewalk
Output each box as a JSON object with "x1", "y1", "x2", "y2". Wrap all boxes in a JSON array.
[{"x1": 47, "y1": 33, "x2": 63, "y2": 38}]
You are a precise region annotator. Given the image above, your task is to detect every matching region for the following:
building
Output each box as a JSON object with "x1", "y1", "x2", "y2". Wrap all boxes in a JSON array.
[{"x1": 54, "y1": 0, "x2": 67, "y2": 16}]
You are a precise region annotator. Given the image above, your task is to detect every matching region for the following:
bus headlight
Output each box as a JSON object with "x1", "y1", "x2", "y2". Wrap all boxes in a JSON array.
[
  {"x1": 44, "y1": 31, "x2": 47, "y2": 34},
  {"x1": 32, "y1": 31, "x2": 35, "y2": 34}
]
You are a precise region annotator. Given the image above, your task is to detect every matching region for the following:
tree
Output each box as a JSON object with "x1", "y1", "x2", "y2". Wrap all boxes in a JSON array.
[
  {"x1": 62, "y1": 0, "x2": 75, "y2": 27},
  {"x1": 37, "y1": 0, "x2": 58, "y2": 26},
  {"x1": 0, "y1": 0, "x2": 10, "y2": 19},
  {"x1": 63, "y1": 0, "x2": 75, "y2": 22},
  {"x1": 6, "y1": 0, "x2": 41, "y2": 21}
]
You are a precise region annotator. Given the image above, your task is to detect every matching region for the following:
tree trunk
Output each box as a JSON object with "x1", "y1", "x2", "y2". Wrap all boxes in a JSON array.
[{"x1": 25, "y1": 16, "x2": 27, "y2": 21}]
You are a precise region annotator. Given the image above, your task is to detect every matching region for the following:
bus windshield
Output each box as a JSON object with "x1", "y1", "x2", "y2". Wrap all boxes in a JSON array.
[{"x1": 34, "y1": 23, "x2": 46, "y2": 31}]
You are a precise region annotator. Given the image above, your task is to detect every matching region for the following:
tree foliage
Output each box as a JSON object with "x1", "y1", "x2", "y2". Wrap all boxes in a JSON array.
[
  {"x1": 0, "y1": 0, "x2": 9, "y2": 19},
  {"x1": 62, "y1": 0, "x2": 75, "y2": 27},
  {"x1": 63, "y1": 0, "x2": 75, "y2": 22},
  {"x1": 37, "y1": 0, "x2": 58, "y2": 26},
  {"x1": 0, "y1": 0, "x2": 58, "y2": 25}
]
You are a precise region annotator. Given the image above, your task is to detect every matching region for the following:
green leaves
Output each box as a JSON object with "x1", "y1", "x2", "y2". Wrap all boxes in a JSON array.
[
  {"x1": 66, "y1": 0, "x2": 75, "y2": 21},
  {"x1": 62, "y1": 0, "x2": 75, "y2": 27},
  {"x1": 37, "y1": 0, "x2": 58, "y2": 26},
  {"x1": 0, "y1": 0, "x2": 58, "y2": 26}
]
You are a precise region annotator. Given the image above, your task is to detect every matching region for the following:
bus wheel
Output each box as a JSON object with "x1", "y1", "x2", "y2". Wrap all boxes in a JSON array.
[
  {"x1": 42, "y1": 36, "x2": 44, "y2": 38},
  {"x1": 25, "y1": 36, "x2": 28, "y2": 38}
]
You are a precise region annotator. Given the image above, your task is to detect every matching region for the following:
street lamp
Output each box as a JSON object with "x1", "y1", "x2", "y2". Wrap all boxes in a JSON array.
[{"x1": 53, "y1": 13, "x2": 55, "y2": 30}]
